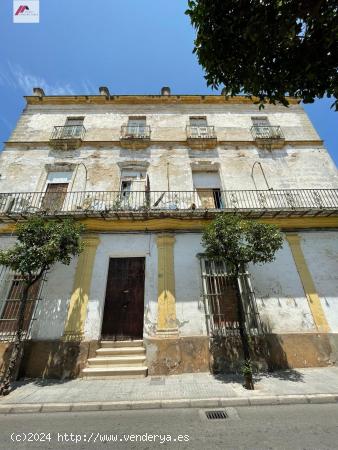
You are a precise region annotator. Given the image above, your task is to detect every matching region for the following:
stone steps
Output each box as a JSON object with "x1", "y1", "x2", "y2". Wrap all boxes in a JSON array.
[
  {"x1": 82, "y1": 366, "x2": 148, "y2": 379},
  {"x1": 100, "y1": 340, "x2": 144, "y2": 348},
  {"x1": 82, "y1": 340, "x2": 147, "y2": 379},
  {"x1": 96, "y1": 346, "x2": 145, "y2": 356},
  {"x1": 87, "y1": 355, "x2": 146, "y2": 367}
]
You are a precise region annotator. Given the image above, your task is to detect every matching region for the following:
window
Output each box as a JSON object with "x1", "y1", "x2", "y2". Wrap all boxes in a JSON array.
[
  {"x1": 251, "y1": 116, "x2": 269, "y2": 127},
  {"x1": 126, "y1": 117, "x2": 147, "y2": 137},
  {"x1": 65, "y1": 117, "x2": 84, "y2": 126},
  {"x1": 42, "y1": 171, "x2": 72, "y2": 211},
  {"x1": 189, "y1": 116, "x2": 212, "y2": 138},
  {"x1": 0, "y1": 274, "x2": 42, "y2": 337},
  {"x1": 200, "y1": 257, "x2": 260, "y2": 336},
  {"x1": 192, "y1": 171, "x2": 223, "y2": 209},
  {"x1": 61, "y1": 117, "x2": 84, "y2": 139},
  {"x1": 120, "y1": 168, "x2": 147, "y2": 207},
  {"x1": 189, "y1": 116, "x2": 208, "y2": 127}
]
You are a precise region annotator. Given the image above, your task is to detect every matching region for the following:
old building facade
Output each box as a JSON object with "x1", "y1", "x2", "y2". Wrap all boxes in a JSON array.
[{"x1": 0, "y1": 88, "x2": 337, "y2": 379}]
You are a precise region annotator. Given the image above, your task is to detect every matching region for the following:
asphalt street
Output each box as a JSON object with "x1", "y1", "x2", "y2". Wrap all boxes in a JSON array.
[{"x1": 1, "y1": 403, "x2": 338, "y2": 450}]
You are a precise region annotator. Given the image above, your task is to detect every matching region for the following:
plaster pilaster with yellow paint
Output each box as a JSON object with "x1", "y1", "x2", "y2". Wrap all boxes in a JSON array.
[
  {"x1": 63, "y1": 235, "x2": 100, "y2": 341},
  {"x1": 286, "y1": 233, "x2": 330, "y2": 333},
  {"x1": 156, "y1": 233, "x2": 178, "y2": 335}
]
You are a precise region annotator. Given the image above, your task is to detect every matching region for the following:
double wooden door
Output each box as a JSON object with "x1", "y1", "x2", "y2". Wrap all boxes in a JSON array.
[{"x1": 101, "y1": 257, "x2": 145, "y2": 340}]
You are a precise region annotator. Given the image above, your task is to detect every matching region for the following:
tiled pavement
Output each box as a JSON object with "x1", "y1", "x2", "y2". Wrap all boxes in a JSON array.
[{"x1": 1, "y1": 366, "x2": 338, "y2": 406}]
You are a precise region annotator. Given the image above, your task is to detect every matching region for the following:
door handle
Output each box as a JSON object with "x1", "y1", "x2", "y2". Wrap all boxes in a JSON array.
[{"x1": 122, "y1": 290, "x2": 129, "y2": 294}]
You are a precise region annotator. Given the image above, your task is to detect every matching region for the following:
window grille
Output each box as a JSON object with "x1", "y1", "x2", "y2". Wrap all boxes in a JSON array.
[
  {"x1": 199, "y1": 257, "x2": 261, "y2": 337},
  {"x1": 0, "y1": 267, "x2": 45, "y2": 342}
]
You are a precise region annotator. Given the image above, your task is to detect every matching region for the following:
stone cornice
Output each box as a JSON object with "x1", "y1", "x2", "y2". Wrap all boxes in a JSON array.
[{"x1": 24, "y1": 94, "x2": 301, "y2": 106}]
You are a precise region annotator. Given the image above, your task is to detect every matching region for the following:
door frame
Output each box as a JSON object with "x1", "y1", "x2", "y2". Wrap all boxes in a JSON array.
[{"x1": 100, "y1": 255, "x2": 147, "y2": 340}]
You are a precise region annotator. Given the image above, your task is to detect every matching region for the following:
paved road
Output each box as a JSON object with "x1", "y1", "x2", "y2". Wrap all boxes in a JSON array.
[{"x1": 1, "y1": 404, "x2": 338, "y2": 449}]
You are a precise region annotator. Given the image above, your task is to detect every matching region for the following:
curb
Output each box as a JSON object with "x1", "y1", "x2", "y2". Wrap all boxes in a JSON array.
[{"x1": 0, "y1": 394, "x2": 337, "y2": 414}]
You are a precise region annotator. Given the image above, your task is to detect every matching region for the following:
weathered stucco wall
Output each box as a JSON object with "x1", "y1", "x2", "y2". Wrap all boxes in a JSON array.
[
  {"x1": 300, "y1": 231, "x2": 338, "y2": 333},
  {"x1": 1, "y1": 231, "x2": 337, "y2": 341},
  {"x1": 1, "y1": 101, "x2": 337, "y2": 195}
]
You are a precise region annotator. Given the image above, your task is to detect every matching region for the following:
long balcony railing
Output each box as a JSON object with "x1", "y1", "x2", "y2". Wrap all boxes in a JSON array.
[{"x1": 0, "y1": 189, "x2": 337, "y2": 219}]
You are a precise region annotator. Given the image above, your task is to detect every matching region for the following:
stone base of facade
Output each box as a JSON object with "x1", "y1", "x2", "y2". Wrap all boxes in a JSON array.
[
  {"x1": 145, "y1": 336, "x2": 210, "y2": 375},
  {"x1": 0, "y1": 334, "x2": 337, "y2": 380},
  {"x1": 210, "y1": 333, "x2": 338, "y2": 373}
]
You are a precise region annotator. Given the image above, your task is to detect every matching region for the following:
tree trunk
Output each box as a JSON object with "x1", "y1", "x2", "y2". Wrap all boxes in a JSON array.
[
  {"x1": 0, "y1": 282, "x2": 31, "y2": 396},
  {"x1": 234, "y1": 267, "x2": 254, "y2": 390}
]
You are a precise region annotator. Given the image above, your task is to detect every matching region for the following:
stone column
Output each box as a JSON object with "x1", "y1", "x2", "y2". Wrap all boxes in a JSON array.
[
  {"x1": 286, "y1": 233, "x2": 330, "y2": 333},
  {"x1": 63, "y1": 235, "x2": 100, "y2": 341},
  {"x1": 156, "y1": 233, "x2": 178, "y2": 336}
]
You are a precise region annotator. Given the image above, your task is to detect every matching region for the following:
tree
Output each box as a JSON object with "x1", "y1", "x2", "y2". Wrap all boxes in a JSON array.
[
  {"x1": 186, "y1": 1, "x2": 338, "y2": 109},
  {"x1": 202, "y1": 214, "x2": 283, "y2": 389},
  {"x1": 0, "y1": 218, "x2": 84, "y2": 396}
]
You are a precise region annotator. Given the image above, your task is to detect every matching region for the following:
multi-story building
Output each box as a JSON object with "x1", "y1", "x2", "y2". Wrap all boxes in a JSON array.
[{"x1": 0, "y1": 87, "x2": 337, "y2": 379}]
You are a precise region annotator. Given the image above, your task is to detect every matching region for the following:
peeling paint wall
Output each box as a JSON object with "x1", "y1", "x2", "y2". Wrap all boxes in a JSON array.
[
  {"x1": 1, "y1": 101, "x2": 337, "y2": 194},
  {"x1": 300, "y1": 231, "x2": 338, "y2": 333}
]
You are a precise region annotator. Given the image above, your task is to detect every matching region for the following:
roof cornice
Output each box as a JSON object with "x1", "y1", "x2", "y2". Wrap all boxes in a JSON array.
[{"x1": 24, "y1": 94, "x2": 301, "y2": 106}]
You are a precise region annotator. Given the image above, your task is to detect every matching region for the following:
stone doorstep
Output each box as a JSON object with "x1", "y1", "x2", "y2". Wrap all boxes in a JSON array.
[{"x1": 1, "y1": 394, "x2": 337, "y2": 414}]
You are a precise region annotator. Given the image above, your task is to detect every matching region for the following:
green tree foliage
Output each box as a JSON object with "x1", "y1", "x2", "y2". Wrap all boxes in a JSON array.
[
  {"x1": 186, "y1": 1, "x2": 338, "y2": 109},
  {"x1": 202, "y1": 214, "x2": 283, "y2": 389},
  {"x1": 202, "y1": 214, "x2": 284, "y2": 268},
  {"x1": 0, "y1": 218, "x2": 84, "y2": 395}
]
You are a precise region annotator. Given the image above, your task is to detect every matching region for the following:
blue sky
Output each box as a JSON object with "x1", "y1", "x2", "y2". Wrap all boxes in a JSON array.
[{"x1": 0, "y1": 0, "x2": 337, "y2": 166}]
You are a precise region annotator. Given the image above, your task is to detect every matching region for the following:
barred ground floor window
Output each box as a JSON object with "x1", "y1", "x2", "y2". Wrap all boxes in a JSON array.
[
  {"x1": 199, "y1": 256, "x2": 261, "y2": 336},
  {"x1": 0, "y1": 268, "x2": 44, "y2": 341}
]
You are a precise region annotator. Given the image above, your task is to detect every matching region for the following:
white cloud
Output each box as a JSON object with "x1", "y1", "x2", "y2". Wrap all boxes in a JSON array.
[{"x1": 0, "y1": 62, "x2": 76, "y2": 95}]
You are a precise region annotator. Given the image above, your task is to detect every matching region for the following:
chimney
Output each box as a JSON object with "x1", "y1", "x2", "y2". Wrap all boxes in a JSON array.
[
  {"x1": 33, "y1": 87, "x2": 45, "y2": 97},
  {"x1": 161, "y1": 86, "x2": 171, "y2": 96},
  {"x1": 99, "y1": 86, "x2": 110, "y2": 98}
]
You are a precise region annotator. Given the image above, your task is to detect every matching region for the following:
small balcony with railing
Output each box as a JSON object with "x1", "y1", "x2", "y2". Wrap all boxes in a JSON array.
[
  {"x1": 186, "y1": 125, "x2": 217, "y2": 149},
  {"x1": 251, "y1": 125, "x2": 285, "y2": 149},
  {"x1": 120, "y1": 125, "x2": 151, "y2": 149},
  {"x1": 0, "y1": 189, "x2": 337, "y2": 221},
  {"x1": 49, "y1": 125, "x2": 86, "y2": 150}
]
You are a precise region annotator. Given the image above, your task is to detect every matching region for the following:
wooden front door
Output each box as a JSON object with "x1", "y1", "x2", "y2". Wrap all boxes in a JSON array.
[
  {"x1": 101, "y1": 257, "x2": 145, "y2": 340},
  {"x1": 42, "y1": 183, "x2": 68, "y2": 211}
]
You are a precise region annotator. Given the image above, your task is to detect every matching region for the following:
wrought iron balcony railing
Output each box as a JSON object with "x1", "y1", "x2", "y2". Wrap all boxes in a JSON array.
[
  {"x1": 120, "y1": 125, "x2": 151, "y2": 140},
  {"x1": 186, "y1": 126, "x2": 216, "y2": 140},
  {"x1": 0, "y1": 189, "x2": 337, "y2": 219},
  {"x1": 251, "y1": 125, "x2": 285, "y2": 148},
  {"x1": 186, "y1": 125, "x2": 217, "y2": 149},
  {"x1": 49, "y1": 125, "x2": 86, "y2": 150}
]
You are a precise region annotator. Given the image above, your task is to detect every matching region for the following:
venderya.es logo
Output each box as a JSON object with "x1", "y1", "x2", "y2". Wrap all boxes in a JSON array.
[
  {"x1": 13, "y1": 0, "x2": 39, "y2": 23},
  {"x1": 15, "y1": 5, "x2": 30, "y2": 15}
]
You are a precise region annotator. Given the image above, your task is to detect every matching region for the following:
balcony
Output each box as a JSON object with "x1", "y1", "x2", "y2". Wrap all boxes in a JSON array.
[
  {"x1": 120, "y1": 125, "x2": 151, "y2": 149},
  {"x1": 186, "y1": 126, "x2": 217, "y2": 149},
  {"x1": 251, "y1": 125, "x2": 285, "y2": 149},
  {"x1": 49, "y1": 125, "x2": 86, "y2": 150},
  {"x1": 0, "y1": 189, "x2": 337, "y2": 220}
]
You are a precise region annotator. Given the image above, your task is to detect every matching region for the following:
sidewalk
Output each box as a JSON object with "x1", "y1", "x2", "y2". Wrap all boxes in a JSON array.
[{"x1": 1, "y1": 366, "x2": 338, "y2": 414}]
